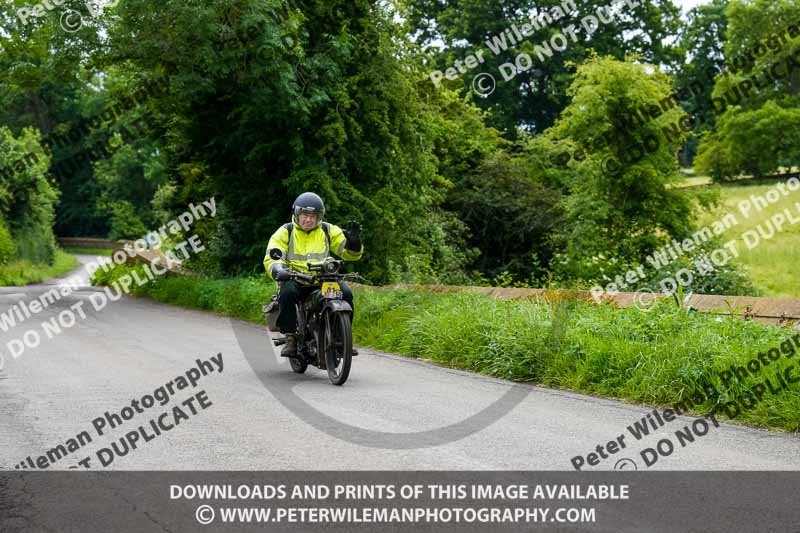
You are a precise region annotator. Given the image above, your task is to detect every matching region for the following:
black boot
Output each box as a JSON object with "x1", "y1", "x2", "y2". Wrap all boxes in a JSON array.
[{"x1": 281, "y1": 334, "x2": 298, "y2": 358}]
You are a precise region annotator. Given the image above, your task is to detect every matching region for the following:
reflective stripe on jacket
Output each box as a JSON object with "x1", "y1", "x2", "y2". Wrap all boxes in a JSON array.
[{"x1": 263, "y1": 221, "x2": 363, "y2": 280}]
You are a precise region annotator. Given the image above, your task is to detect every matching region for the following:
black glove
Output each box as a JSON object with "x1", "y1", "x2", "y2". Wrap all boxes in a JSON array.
[
  {"x1": 272, "y1": 264, "x2": 292, "y2": 281},
  {"x1": 343, "y1": 221, "x2": 362, "y2": 251}
]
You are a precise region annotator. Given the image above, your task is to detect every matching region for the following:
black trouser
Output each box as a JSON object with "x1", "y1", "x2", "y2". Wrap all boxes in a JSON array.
[{"x1": 277, "y1": 280, "x2": 354, "y2": 334}]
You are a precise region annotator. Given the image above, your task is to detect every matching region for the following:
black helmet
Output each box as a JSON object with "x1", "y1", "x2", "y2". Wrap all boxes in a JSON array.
[{"x1": 292, "y1": 192, "x2": 325, "y2": 228}]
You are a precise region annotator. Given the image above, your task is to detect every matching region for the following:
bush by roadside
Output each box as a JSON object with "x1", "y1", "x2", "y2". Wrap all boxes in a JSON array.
[
  {"x1": 91, "y1": 263, "x2": 275, "y2": 323},
  {"x1": 0, "y1": 250, "x2": 79, "y2": 286},
  {"x1": 91, "y1": 263, "x2": 800, "y2": 432}
]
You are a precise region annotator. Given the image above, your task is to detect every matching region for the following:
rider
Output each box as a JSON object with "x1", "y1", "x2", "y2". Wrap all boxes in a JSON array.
[{"x1": 263, "y1": 192, "x2": 363, "y2": 358}]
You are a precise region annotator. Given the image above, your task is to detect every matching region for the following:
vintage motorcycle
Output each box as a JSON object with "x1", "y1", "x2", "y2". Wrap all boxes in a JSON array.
[{"x1": 264, "y1": 250, "x2": 355, "y2": 386}]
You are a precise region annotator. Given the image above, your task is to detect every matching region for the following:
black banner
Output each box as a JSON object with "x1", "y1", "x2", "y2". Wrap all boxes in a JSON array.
[{"x1": 1, "y1": 471, "x2": 797, "y2": 532}]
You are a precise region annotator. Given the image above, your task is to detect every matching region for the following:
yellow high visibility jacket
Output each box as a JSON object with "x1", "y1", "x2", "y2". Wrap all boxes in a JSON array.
[{"x1": 263, "y1": 221, "x2": 363, "y2": 281}]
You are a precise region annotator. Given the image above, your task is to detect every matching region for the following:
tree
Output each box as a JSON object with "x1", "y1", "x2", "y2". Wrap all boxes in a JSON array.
[
  {"x1": 544, "y1": 56, "x2": 694, "y2": 281},
  {"x1": 0, "y1": 127, "x2": 59, "y2": 263},
  {"x1": 99, "y1": 0, "x2": 496, "y2": 282},
  {"x1": 694, "y1": 0, "x2": 800, "y2": 179},
  {"x1": 446, "y1": 152, "x2": 563, "y2": 281},
  {"x1": 0, "y1": 0, "x2": 109, "y2": 236},
  {"x1": 404, "y1": 0, "x2": 683, "y2": 136},
  {"x1": 674, "y1": 0, "x2": 729, "y2": 165},
  {"x1": 696, "y1": 101, "x2": 800, "y2": 179}
]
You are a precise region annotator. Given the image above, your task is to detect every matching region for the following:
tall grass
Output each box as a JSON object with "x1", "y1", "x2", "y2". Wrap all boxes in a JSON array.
[
  {"x1": 91, "y1": 263, "x2": 800, "y2": 431},
  {"x1": 0, "y1": 250, "x2": 79, "y2": 286}
]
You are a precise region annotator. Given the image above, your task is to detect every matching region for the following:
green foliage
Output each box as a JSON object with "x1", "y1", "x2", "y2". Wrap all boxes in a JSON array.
[
  {"x1": 696, "y1": 101, "x2": 800, "y2": 180},
  {"x1": 90, "y1": 262, "x2": 273, "y2": 323},
  {"x1": 403, "y1": 0, "x2": 684, "y2": 136},
  {"x1": 63, "y1": 247, "x2": 113, "y2": 256},
  {"x1": 93, "y1": 131, "x2": 169, "y2": 237},
  {"x1": 674, "y1": 0, "x2": 729, "y2": 166},
  {"x1": 0, "y1": 2, "x2": 108, "y2": 236},
  {"x1": 445, "y1": 151, "x2": 563, "y2": 281},
  {"x1": 106, "y1": 201, "x2": 149, "y2": 240},
  {"x1": 0, "y1": 0, "x2": 785, "y2": 295},
  {"x1": 693, "y1": 131, "x2": 739, "y2": 181},
  {"x1": 694, "y1": 0, "x2": 800, "y2": 179},
  {"x1": 545, "y1": 56, "x2": 694, "y2": 281},
  {"x1": 675, "y1": 0, "x2": 729, "y2": 128},
  {"x1": 635, "y1": 239, "x2": 762, "y2": 296},
  {"x1": 354, "y1": 287, "x2": 798, "y2": 431},
  {"x1": 0, "y1": 250, "x2": 78, "y2": 286},
  {"x1": 0, "y1": 127, "x2": 59, "y2": 263},
  {"x1": 96, "y1": 0, "x2": 502, "y2": 284},
  {"x1": 0, "y1": 218, "x2": 15, "y2": 264}
]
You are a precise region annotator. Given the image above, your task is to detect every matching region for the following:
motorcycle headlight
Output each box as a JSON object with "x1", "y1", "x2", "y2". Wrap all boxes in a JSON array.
[{"x1": 324, "y1": 261, "x2": 337, "y2": 274}]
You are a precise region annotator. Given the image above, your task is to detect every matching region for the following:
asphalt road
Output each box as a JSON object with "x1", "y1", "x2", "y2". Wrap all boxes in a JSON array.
[{"x1": 1, "y1": 255, "x2": 798, "y2": 471}]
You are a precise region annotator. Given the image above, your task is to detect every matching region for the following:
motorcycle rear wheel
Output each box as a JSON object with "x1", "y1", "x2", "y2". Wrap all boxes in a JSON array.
[{"x1": 323, "y1": 312, "x2": 352, "y2": 386}]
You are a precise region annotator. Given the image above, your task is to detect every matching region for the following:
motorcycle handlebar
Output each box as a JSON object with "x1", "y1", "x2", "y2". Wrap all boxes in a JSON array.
[
  {"x1": 285, "y1": 271, "x2": 315, "y2": 284},
  {"x1": 282, "y1": 269, "x2": 356, "y2": 285}
]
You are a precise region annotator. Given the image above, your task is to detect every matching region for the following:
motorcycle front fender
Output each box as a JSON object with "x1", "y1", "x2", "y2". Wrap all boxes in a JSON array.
[{"x1": 323, "y1": 299, "x2": 352, "y2": 314}]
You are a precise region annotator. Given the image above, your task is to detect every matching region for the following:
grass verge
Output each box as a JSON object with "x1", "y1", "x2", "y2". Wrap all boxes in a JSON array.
[
  {"x1": 0, "y1": 250, "x2": 80, "y2": 286},
  {"x1": 63, "y1": 247, "x2": 114, "y2": 256},
  {"x1": 91, "y1": 263, "x2": 800, "y2": 432}
]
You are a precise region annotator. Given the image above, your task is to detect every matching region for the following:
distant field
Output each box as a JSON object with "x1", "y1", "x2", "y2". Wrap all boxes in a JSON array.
[
  {"x1": 677, "y1": 168, "x2": 712, "y2": 188},
  {"x1": 697, "y1": 179, "x2": 800, "y2": 298},
  {"x1": 678, "y1": 175, "x2": 713, "y2": 188},
  {"x1": 677, "y1": 167, "x2": 798, "y2": 189}
]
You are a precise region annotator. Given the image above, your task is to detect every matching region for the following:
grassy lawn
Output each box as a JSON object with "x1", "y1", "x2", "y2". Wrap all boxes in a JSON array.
[
  {"x1": 90, "y1": 263, "x2": 800, "y2": 432},
  {"x1": 679, "y1": 167, "x2": 799, "y2": 188},
  {"x1": 697, "y1": 180, "x2": 800, "y2": 298},
  {"x1": 678, "y1": 176, "x2": 713, "y2": 188},
  {"x1": 0, "y1": 250, "x2": 80, "y2": 286},
  {"x1": 677, "y1": 168, "x2": 713, "y2": 188},
  {"x1": 63, "y1": 247, "x2": 114, "y2": 256}
]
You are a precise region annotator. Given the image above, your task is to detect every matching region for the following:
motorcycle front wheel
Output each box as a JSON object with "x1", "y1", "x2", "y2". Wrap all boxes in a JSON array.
[
  {"x1": 323, "y1": 311, "x2": 352, "y2": 386},
  {"x1": 290, "y1": 302, "x2": 308, "y2": 374}
]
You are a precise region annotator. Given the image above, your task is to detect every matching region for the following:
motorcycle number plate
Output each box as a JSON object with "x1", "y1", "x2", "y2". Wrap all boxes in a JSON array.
[{"x1": 321, "y1": 282, "x2": 342, "y2": 299}]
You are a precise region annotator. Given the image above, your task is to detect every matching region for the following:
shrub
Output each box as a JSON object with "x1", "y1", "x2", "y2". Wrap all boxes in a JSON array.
[{"x1": 0, "y1": 218, "x2": 15, "y2": 264}]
